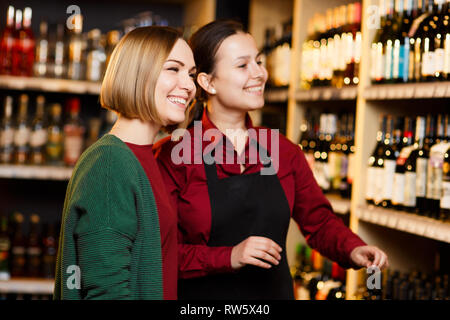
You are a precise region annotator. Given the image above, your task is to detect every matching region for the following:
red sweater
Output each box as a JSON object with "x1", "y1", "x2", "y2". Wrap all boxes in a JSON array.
[
  {"x1": 125, "y1": 142, "x2": 177, "y2": 300},
  {"x1": 153, "y1": 110, "x2": 366, "y2": 280}
]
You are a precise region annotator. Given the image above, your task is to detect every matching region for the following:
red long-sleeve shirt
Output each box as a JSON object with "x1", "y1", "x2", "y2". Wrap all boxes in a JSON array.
[
  {"x1": 153, "y1": 110, "x2": 366, "y2": 280},
  {"x1": 125, "y1": 142, "x2": 177, "y2": 300}
]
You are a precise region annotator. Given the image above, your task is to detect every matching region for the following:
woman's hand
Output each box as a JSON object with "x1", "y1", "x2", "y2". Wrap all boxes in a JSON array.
[
  {"x1": 350, "y1": 245, "x2": 389, "y2": 270},
  {"x1": 231, "y1": 236, "x2": 282, "y2": 269}
]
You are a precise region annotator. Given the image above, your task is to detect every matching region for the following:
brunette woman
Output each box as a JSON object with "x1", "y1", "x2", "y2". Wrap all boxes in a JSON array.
[{"x1": 154, "y1": 20, "x2": 388, "y2": 300}]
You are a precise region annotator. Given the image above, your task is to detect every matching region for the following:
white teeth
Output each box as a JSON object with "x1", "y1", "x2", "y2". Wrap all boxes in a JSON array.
[
  {"x1": 245, "y1": 86, "x2": 262, "y2": 92},
  {"x1": 168, "y1": 97, "x2": 187, "y2": 105}
]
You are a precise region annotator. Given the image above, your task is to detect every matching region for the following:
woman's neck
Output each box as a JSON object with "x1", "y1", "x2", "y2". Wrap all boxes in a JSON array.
[
  {"x1": 206, "y1": 101, "x2": 247, "y2": 133},
  {"x1": 109, "y1": 115, "x2": 161, "y2": 145},
  {"x1": 206, "y1": 101, "x2": 248, "y2": 159}
]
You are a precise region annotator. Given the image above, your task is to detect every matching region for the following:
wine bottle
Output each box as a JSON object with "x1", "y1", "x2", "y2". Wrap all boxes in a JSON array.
[
  {"x1": 0, "y1": 6, "x2": 15, "y2": 75},
  {"x1": 366, "y1": 114, "x2": 387, "y2": 205},
  {"x1": 389, "y1": 0, "x2": 405, "y2": 83},
  {"x1": 392, "y1": 116, "x2": 414, "y2": 210},
  {"x1": 0, "y1": 213, "x2": 10, "y2": 281},
  {"x1": 0, "y1": 96, "x2": 14, "y2": 164},
  {"x1": 26, "y1": 213, "x2": 42, "y2": 278},
  {"x1": 380, "y1": 115, "x2": 400, "y2": 208},
  {"x1": 45, "y1": 103, "x2": 63, "y2": 165},
  {"x1": 403, "y1": 116, "x2": 426, "y2": 212},
  {"x1": 426, "y1": 114, "x2": 450, "y2": 218},
  {"x1": 10, "y1": 212, "x2": 26, "y2": 277},
  {"x1": 29, "y1": 95, "x2": 47, "y2": 165},
  {"x1": 383, "y1": 0, "x2": 396, "y2": 84},
  {"x1": 34, "y1": 19, "x2": 49, "y2": 77},
  {"x1": 441, "y1": 145, "x2": 450, "y2": 221},
  {"x1": 63, "y1": 98, "x2": 85, "y2": 166},
  {"x1": 13, "y1": 94, "x2": 31, "y2": 165},
  {"x1": 371, "y1": 0, "x2": 388, "y2": 84},
  {"x1": 395, "y1": 0, "x2": 414, "y2": 82},
  {"x1": 409, "y1": 0, "x2": 431, "y2": 82},
  {"x1": 417, "y1": 114, "x2": 435, "y2": 214}
]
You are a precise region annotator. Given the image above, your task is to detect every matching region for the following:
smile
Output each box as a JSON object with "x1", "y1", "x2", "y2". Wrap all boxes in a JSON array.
[
  {"x1": 168, "y1": 96, "x2": 188, "y2": 107},
  {"x1": 244, "y1": 86, "x2": 263, "y2": 94}
]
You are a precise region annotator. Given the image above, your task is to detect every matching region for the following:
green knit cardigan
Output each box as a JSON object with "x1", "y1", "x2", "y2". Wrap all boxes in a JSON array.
[{"x1": 53, "y1": 134, "x2": 163, "y2": 300}]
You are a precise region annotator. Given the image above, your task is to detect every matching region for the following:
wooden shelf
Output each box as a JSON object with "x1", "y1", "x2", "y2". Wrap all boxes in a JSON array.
[
  {"x1": 295, "y1": 86, "x2": 358, "y2": 102},
  {"x1": 0, "y1": 165, "x2": 73, "y2": 181},
  {"x1": 356, "y1": 205, "x2": 450, "y2": 244},
  {"x1": 0, "y1": 75, "x2": 101, "y2": 95},
  {"x1": 264, "y1": 88, "x2": 289, "y2": 103},
  {"x1": 326, "y1": 194, "x2": 351, "y2": 215},
  {"x1": 364, "y1": 81, "x2": 450, "y2": 100},
  {"x1": 0, "y1": 278, "x2": 54, "y2": 295}
]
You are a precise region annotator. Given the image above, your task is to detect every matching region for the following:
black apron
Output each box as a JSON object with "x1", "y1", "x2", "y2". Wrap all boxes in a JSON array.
[{"x1": 178, "y1": 143, "x2": 294, "y2": 300}]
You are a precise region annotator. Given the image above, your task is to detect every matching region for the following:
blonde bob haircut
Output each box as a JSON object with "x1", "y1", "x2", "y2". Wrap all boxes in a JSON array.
[{"x1": 100, "y1": 26, "x2": 182, "y2": 123}]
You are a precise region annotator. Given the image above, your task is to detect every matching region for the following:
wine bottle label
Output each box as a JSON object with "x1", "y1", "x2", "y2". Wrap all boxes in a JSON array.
[
  {"x1": 13, "y1": 127, "x2": 30, "y2": 146},
  {"x1": 328, "y1": 152, "x2": 340, "y2": 181},
  {"x1": 29, "y1": 129, "x2": 48, "y2": 147},
  {"x1": 383, "y1": 159, "x2": 397, "y2": 200},
  {"x1": 12, "y1": 246, "x2": 25, "y2": 255},
  {"x1": 347, "y1": 153, "x2": 355, "y2": 183},
  {"x1": 322, "y1": 162, "x2": 330, "y2": 190},
  {"x1": 400, "y1": 40, "x2": 410, "y2": 81},
  {"x1": 421, "y1": 51, "x2": 435, "y2": 77},
  {"x1": 416, "y1": 157, "x2": 428, "y2": 197},
  {"x1": 385, "y1": 40, "x2": 393, "y2": 80},
  {"x1": 393, "y1": 39, "x2": 401, "y2": 79},
  {"x1": 27, "y1": 247, "x2": 42, "y2": 256},
  {"x1": 370, "y1": 44, "x2": 377, "y2": 81},
  {"x1": 0, "y1": 128, "x2": 14, "y2": 146},
  {"x1": 392, "y1": 173, "x2": 405, "y2": 205},
  {"x1": 374, "y1": 167, "x2": 385, "y2": 204},
  {"x1": 366, "y1": 166, "x2": 376, "y2": 199},
  {"x1": 441, "y1": 181, "x2": 450, "y2": 210},
  {"x1": 427, "y1": 143, "x2": 450, "y2": 200},
  {"x1": 444, "y1": 34, "x2": 450, "y2": 74},
  {"x1": 404, "y1": 171, "x2": 417, "y2": 207},
  {"x1": 64, "y1": 135, "x2": 84, "y2": 164},
  {"x1": 434, "y1": 48, "x2": 445, "y2": 74}
]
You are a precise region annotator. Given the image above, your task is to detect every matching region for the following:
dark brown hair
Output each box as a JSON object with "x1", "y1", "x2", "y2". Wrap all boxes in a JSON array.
[{"x1": 186, "y1": 19, "x2": 246, "y2": 127}]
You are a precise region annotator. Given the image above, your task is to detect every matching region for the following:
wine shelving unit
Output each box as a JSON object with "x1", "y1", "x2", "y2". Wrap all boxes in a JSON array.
[
  {"x1": 253, "y1": 0, "x2": 450, "y2": 300},
  {"x1": 0, "y1": 75, "x2": 101, "y2": 95},
  {"x1": 0, "y1": 0, "x2": 217, "y2": 298},
  {"x1": 0, "y1": 278, "x2": 54, "y2": 295},
  {"x1": 0, "y1": 165, "x2": 72, "y2": 181}
]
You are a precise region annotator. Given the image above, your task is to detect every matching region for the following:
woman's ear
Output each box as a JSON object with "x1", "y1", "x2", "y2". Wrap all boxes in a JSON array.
[{"x1": 197, "y1": 72, "x2": 216, "y2": 95}]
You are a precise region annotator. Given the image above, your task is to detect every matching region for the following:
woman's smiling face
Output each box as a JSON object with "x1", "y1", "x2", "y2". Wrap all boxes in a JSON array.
[
  {"x1": 209, "y1": 32, "x2": 268, "y2": 112},
  {"x1": 154, "y1": 38, "x2": 197, "y2": 125}
]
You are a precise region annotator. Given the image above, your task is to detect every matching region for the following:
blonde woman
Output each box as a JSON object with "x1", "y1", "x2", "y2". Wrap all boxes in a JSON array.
[{"x1": 54, "y1": 26, "x2": 196, "y2": 300}]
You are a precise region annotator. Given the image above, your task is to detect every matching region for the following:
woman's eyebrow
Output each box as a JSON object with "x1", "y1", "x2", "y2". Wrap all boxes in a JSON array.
[
  {"x1": 234, "y1": 52, "x2": 263, "y2": 61},
  {"x1": 166, "y1": 59, "x2": 196, "y2": 72}
]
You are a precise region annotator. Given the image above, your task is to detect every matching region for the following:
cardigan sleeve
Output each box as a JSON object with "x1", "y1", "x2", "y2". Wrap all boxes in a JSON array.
[
  {"x1": 291, "y1": 145, "x2": 367, "y2": 269},
  {"x1": 59, "y1": 145, "x2": 138, "y2": 299}
]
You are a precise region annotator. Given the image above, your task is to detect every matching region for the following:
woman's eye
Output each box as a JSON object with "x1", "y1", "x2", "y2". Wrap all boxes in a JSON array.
[
  {"x1": 256, "y1": 60, "x2": 263, "y2": 65},
  {"x1": 189, "y1": 73, "x2": 196, "y2": 79},
  {"x1": 238, "y1": 64, "x2": 247, "y2": 69},
  {"x1": 167, "y1": 67, "x2": 179, "y2": 72}
]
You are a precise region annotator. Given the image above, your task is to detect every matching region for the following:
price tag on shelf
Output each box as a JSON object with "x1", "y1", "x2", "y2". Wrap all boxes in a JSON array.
[
  {"x1": 405, "y1": 216, "x2": 418, "y2": 234},
  {"x1": 378, "y1": 87, "x2": 387, "y2": 100},
  {"x1": 387, "y1": 212, "x2": 398, "y2": 229},
  {"x1": 414, "y1": 218, "x2": 427, "y2": 236},
  {"x1": 397, "y1": 215, "x2": 408, "y2": 231},
  {"x1": 403, "y1": 85, "x2": 415, "y2": 99},
  {"x1": 415, "y1": 85, "x2": 435, "y2": 98},
  {"x1": 394, "y1": 85, "x2": 405, "y2": 99},
  {"x1": 387, "y1": 86, "x2": 397, "y2": 99},
  {"x1": 424, "y1": 223, "x2": 437, "y2": 239},
  {"x1": 311, "y1": 90, "x2": 320, "y2": 101},
  {"x1": 378, "y1": 210, "x2": 388, "y2": 226},
  {"x1": 446, "y1": 83, "x2": 450, "y2": 98},
  {"x1": 434, "y1": 84, "x2": 447, "y2": 98},
  {"x1": 322, "y1": 88, "x2": 332, "y2": 100},
  {"x1": 370, "y1": 210, "x2": 380, "y2": 224}
]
